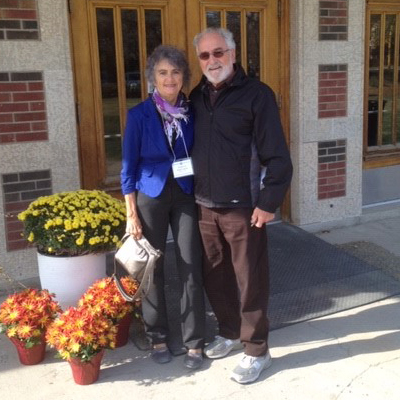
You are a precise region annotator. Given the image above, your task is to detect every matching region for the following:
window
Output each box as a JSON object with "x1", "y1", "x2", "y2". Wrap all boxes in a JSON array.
[{"x1": 365, "y1": 1, "x2": 400, "y2": 165}]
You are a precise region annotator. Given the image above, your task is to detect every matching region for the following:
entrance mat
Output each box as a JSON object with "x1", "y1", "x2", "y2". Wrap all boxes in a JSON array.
[
  {"x1": 336, "y1": 241, "x2": 400, "y2": 282},
  {"x1": 267, "y1": 223, "x2": 400, "y2": 330},
  {"x1": 130, "y1": 223, "x2": 400, "y2": 354}
]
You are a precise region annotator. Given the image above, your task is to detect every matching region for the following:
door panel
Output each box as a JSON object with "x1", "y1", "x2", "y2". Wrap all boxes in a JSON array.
[
  {"x1": 186, "y1": 1, "x2": 280, "y2": 94},
  {"x1": 69, "y1": 0, "x2": 285, "y2": 198},
  {"x1": 70, "y1": 0, "x2": 185, "y2": 191}
]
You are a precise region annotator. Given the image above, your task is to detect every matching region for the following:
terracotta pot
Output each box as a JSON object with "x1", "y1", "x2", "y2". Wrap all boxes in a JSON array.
[
  {"x1": 68, "y1": 350, "x2": 104, "y2": 385},
  {"x1": 115, "y1": 313, "x2": 133, "y2": 348},
  {"x1": 9, "y1": 335, "x2": 46, "y2": 365}
]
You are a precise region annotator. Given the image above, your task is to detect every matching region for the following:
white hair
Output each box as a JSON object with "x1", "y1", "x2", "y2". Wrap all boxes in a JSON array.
[{"x1": 193, "y1": 27, "x2": 236, "y2": 51}]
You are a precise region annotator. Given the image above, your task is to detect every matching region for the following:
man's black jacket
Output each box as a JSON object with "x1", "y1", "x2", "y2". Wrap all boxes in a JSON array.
[{"x1": 189, "y1": 65, "x2": 293, "y2": 213}]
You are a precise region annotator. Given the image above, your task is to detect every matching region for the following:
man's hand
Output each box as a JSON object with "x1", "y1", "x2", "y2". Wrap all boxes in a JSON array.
[{"x1": 251, "y1": 207, "x2": 275, "y2": 228}]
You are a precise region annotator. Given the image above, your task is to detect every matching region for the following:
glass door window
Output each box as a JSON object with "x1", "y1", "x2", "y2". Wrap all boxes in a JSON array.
[
  {"x1": 365, "y1": 2, "x2": 400, "y2": 166},
  {"x1": 94, "y1": 6, "x2": 163, "y2": 186}
]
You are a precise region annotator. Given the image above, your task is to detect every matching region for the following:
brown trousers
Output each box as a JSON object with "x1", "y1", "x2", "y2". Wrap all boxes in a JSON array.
[{"x1": 198, "y1": 206, "x2": 270, "y2": 357}]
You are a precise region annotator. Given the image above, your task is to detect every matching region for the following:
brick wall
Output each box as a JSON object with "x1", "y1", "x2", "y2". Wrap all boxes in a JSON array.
[
  {"x1": 0, "y1": 71, "x2": 48, "y2": 143},
  {"x1": 319, "y1": 0, "x2": 348, "y2": 41},
  {"x1": 318, "y1": 64, "x2": 347, "y2": 119},
  {"x1": 2, "y1": 170, "x2": 52, "y2": 251},
  {"x1": 318, "y1": 140, "x2": 346, "y2": 200},
  {"x1": 0, "y1": 0, "x2": 39, "y2": 40}
]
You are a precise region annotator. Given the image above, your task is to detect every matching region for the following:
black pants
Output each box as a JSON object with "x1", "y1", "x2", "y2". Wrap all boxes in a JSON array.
[
  {"x1": 137, "y1": 178, "x2": 205, "y2": 350},
  {"x1": 198, "y1": 206, "x2": 269, "y2": 357}
]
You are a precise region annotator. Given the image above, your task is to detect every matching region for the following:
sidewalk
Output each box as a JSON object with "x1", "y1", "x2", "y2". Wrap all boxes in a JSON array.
[{"x1": 1, "y1": 216, "x2": 400, "y2": 400}]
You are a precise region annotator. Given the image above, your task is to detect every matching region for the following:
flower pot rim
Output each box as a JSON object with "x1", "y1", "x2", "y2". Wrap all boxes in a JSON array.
[
  {"x1": 68, "y1": 349, "x2": 105, "y2": 364},
  {"x1": 37, "y1": 249, "x2": 108, "y2": 258}
]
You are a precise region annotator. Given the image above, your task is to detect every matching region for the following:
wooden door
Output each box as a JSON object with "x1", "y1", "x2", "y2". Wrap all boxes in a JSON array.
[{"x1": 69, "y1": 0, "x2": 288, "y2": 210}]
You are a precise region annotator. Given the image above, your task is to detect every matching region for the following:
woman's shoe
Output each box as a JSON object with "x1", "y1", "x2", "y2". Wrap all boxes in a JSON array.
[
  {"x1": 151, "y1": 345, "x2": 172, "y2": 364},
  {"x1": 183, "y1": 351, "x2": 203, "y2": 370}
]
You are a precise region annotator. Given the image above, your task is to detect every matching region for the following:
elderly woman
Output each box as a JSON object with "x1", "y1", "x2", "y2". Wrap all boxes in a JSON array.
[{"x1": 121, "y1": 45, "x2": 205, "y2": 369}]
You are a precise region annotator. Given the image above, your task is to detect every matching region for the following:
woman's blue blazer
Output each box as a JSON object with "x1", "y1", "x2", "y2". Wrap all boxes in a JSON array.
[{"x1": 121, "y1": 97, "x2": 195, "y2": 197}]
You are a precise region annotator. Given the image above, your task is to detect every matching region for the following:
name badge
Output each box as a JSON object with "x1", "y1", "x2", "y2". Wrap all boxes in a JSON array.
[{"x1": 172, "y1": 158, "x2": 194, "y2": 178}]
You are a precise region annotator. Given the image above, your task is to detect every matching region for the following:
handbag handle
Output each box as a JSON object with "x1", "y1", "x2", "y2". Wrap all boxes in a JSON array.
[{"x1": 113, "y1": 234, "x2": 161, "y2": 302}]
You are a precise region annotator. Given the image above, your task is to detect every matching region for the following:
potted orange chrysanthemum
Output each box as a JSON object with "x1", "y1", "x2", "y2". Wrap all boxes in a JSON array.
[
  {"x1": 78, "y1": 276, "x2": 139, "y2": 347},
  {"x1": 46, "y1": 307, "x2": 116, "y2": 385},
  {"x1": 0, "y1": 288, "x2": 61, "y2": 365}
]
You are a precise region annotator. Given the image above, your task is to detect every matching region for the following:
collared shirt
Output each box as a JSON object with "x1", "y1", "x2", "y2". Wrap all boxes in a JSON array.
[{"x1": 206, "y1": 66, "x2": 236, "y2": 106}]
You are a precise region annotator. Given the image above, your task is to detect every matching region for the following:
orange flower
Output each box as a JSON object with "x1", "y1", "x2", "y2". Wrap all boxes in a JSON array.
[
  {"x1": 46, "y1": 307, "x2": 116, "y2": 362},
  {"x1": 0, "y1": 289, "x2": 61, "y2": 348},
  {"x1": 78, "y1": 277, "x2": 139, "y2": 324}
]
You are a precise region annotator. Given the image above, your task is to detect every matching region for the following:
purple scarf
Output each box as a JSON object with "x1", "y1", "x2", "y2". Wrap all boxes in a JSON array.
[{"x1": 152, "y1": 89, "x2": 189, "y2": 147}]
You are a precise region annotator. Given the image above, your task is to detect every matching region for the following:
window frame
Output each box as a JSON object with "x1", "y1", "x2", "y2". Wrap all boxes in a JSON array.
[{"x1": 364, "y1": 0, "x2": 400, "y2": 168}]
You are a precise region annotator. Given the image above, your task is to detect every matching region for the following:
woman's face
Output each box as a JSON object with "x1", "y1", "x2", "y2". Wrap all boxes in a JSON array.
[{"x1": 153, "y1": 59, "x2": 183, "y2": 105}]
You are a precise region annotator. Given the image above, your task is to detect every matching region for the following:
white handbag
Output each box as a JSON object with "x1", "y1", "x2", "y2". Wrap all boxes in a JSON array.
[{"x1": 113, "y1": 233, "x2": 161, "y2": 301}]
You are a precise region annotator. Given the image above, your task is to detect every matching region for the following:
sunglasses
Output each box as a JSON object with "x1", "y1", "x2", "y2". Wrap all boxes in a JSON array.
[{"x1": 197, "y1": 48, "x2": 231, "y2": 61}]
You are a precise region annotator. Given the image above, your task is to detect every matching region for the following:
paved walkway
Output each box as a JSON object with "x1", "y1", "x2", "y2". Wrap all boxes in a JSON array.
[
  {"x1": 1, "y1": 296, "x2": 400, "y2": 400},
  {"x1": 1, "y1": 215, "x2": 399, "y2": 399}
]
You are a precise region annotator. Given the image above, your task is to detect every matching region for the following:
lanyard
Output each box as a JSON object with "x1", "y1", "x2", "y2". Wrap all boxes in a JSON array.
[{"x1": 161, "y1": 116, "x2": 190, "y2": 162}]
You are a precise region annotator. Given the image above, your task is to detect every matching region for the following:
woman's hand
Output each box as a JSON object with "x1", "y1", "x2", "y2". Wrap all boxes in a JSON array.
[
  {"x1": 124, "y1": 192, "x2": 142, "y2": 239},
  {"x1": 126, "y1": 214, "x2": 143, "y2": 239}
]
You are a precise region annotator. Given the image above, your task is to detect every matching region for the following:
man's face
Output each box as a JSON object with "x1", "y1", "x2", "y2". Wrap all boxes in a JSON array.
[{"x1": 197, "y1": 33, "x2": 235, "y2": 85}]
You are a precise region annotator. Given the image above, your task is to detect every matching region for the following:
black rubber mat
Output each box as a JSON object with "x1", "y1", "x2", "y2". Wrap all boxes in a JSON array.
[
  {"x1": 267, "y1": 223, "x2": 400, "y2": 329},
  {"x1": 126, "y1": 223, "x2": 400, "y2": 354}
]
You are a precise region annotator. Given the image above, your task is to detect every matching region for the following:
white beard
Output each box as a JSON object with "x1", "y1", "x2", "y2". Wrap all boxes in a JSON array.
[{"x1": 204, "y1": 62, "x2": 233, "y2": 85}]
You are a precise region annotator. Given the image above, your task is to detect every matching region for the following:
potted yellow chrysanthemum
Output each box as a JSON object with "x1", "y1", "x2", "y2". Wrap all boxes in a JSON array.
[{"x1": 18, "y1": 190, "x2": 126, "y2": 309}]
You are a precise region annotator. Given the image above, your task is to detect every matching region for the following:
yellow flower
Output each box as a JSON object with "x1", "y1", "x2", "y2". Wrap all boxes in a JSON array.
[
  {"x1": 9, "y1": 311, "x2": 19, "y2": 321},
  {"x1": 18, "y1": 190, "x2": 126, "y2": 256},
  {"x1": 32, "y1": 329, "x2": 41, "y2": 337},
  {"x1": 64, "y1": 220, "x2": 72, "y2": 230},
  {"x1": 44, "y1": 220, "x2": 54, "y2": 229},
  {"x1": 18, "y1": 324, "x2": 33, "y2": 336},
  {"x1": 59, "y1": 335, "x2": 69, "y2": 345},
  {"x1": 60, "y1": 350, "x2": 70, "y2": 360},
  {"x1": 7, "y1": 327, "x2": 17, "y2": 337},
  {"x1": 18, "y1": 212, "x2": 26, "y2": 221}
]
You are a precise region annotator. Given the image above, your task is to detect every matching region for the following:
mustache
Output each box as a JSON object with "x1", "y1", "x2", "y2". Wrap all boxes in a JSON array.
[{"x1": 206, "y1": 63, "x2": 222, "y2": 71}]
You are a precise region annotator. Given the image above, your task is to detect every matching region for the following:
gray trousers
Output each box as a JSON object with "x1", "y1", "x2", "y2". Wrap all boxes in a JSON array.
[{"x1": 136, "y1": 176, "x2": 205, "y2": 349}]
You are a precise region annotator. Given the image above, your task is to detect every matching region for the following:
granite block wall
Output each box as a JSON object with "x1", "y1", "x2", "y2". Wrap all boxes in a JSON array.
[
  {"x1": 290, "y1": 0, "x2": 363, "y2": 226},
  {"x1": 0, "y1": 0, "x2": 80, "y2": 280}
]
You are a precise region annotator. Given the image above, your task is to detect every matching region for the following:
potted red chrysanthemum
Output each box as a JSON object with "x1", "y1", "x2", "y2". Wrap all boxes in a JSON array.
[
  {"x1": 78, "y1": 276, "x2": 139, "y2": 347},
  {"x1": 0, "y1": 288, "x2": 61, "y2": 365},
  {"x1": 46, "y1": 306, "x2": 116, "y2": 385}
]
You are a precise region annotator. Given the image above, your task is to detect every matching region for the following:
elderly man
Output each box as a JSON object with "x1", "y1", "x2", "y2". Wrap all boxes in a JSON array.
[{"x1": 190, "y1": 27, "x2": 293, "y2": 384}]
